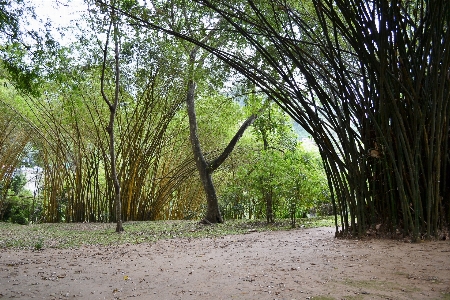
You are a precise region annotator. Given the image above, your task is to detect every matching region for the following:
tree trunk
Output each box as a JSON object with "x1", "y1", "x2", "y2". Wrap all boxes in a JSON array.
[
  {"x1": 264, "y1": 186, "x2": 274, "y2": 223},
  {"x1": 261, "y1": 130, "x2": 274, "y2": 223},
  {"x1": 107, "y1": 112, "x2": 123, "y2": 232},
  {"x1": 202, "y1": 171, "x2": 223, "y2": 223},
  {"x1": 101, "y1": 8, "x2": 123, "y2": 232},
  {"x1": 185, "y1": 78, "x2": 260, "y2": 223},
  {"x1": 185, "y1": 79, "x2": 223, "y2": 223}
]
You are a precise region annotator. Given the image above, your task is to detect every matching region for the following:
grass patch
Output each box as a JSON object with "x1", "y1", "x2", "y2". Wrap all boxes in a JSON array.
[
  {"x1": 0, "y1": 216, "x2": 334, "y2": 250},
  {"x1": 343, "y1": 278, "x2": 420, "y2": 295}
]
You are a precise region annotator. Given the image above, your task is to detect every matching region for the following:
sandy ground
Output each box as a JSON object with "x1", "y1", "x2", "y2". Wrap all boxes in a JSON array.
[{"x1": 1, "y1": 227, "x2": 449, "y2": 300}]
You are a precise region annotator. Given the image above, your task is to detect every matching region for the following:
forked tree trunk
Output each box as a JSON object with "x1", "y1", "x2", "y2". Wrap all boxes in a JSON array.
[
  {"x1": 185, "y1": 79, "x2": 223, "y2": 223},
  {"x1": 185, "y1": 77, "x2": 260, "y2": 223}
]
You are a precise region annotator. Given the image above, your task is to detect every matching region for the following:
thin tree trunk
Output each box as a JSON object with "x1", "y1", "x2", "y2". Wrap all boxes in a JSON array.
[
  {"x1": 264, "y1": 185, "x2": 274, "y2": 223},
  {"x1": 101, "y1": 7, "x2": 123, "y2": 232}
]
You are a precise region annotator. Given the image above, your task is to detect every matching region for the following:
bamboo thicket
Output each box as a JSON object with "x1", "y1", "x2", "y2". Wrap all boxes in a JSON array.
[{"x1": 183, "y1": 0, "x2": 450, "y2": 238}]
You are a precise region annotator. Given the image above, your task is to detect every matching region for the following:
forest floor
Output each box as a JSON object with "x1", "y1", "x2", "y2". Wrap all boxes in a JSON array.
[{"x1": 1, "y1": 226, "x2": 450, "y2": 300}]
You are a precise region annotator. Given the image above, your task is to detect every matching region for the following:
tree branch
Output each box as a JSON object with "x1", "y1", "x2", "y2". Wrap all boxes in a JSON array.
[{"x1": 209, "y1": 105, "x2": 267, "y2": 171}]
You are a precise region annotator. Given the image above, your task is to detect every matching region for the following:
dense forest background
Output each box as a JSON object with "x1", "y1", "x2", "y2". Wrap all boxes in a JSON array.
[
  {"x1": 0, "y1": 0, "x2": 449, "y2": 240},
  {"x1": 0, "y1": 0, "x2": 330, "y2": 227}
]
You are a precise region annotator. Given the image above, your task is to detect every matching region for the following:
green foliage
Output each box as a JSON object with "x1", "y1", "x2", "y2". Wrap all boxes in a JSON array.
[
  {"x1": 0, "y1": 190, "x2": 33, "y2": 225},
  {"x1": 196, "y1": 93, "x2": 244, "y2": 152},
  {"x1": 34, "y1": 238, "x2": 44, "y2": 250},
  {"x1": 0, "y1": 0, "x2": 24, "y2": 40},
  {"x1": 220, "y1": 96, "x2": 330, "y2": 222},
  {"x1": 0, "y1": 0, "x2": 70, "y2": 97},
  {"x1": 119, "y1": 0, "x2": 139, "y2": 11},
  {"x1": 247, "y1": 98, "x2": 297, "y2": 152},
  {"x1": 1, "y1": 49, "x2": 41, "y2": 96},
  {"x1": 221, "y1": 143, "x2": 329, "y2": 221},
  {"x1": 10, "y1": 172, "x2": 26, "y2": 195}
]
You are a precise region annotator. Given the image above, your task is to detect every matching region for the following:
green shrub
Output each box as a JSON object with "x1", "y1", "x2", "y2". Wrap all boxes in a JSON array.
[
  {"x1": 10, "y1": 173, "x2": 27, "y2": 195},
  {"x1": 1, "y1": 192, "x2": 33, "y2": 224}
]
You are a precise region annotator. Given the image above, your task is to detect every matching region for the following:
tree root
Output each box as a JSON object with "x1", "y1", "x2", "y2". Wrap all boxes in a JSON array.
[{"x1": 200, "y1": 219, "x2": 213, "y2": 225}]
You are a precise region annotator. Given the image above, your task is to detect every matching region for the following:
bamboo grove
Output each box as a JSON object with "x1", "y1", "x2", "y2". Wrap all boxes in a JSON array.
[
  {"x1": 3, "y1": 70, "x2": 204, "y2": 223},
  {"x1": 0, "y1": 101, "x2": 30, "y2": 205},
  {"x1": 1, "y1": 73, "x2": 326, "y2": 224},
  {"x1": 2, "y1": 0, "x2": 448, "y2": 239},
  {"x1": 163, "y1": 0, "x2": 448, "y2": 239}
]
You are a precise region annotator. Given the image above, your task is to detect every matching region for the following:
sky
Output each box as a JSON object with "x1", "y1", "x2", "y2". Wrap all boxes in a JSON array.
[{"x1": 29, "y1": 0, "x2": 86, "y2": 45}]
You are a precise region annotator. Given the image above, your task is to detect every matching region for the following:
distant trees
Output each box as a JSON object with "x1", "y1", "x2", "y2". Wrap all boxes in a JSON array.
[{"x1": 220, "y1": 100, "x2": 329, "y2": 225}]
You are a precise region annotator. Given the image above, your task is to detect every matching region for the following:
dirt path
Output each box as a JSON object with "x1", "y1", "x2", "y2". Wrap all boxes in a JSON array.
[{"x1": 1, "y1": 227, "x2": 449, "y2": 300}]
